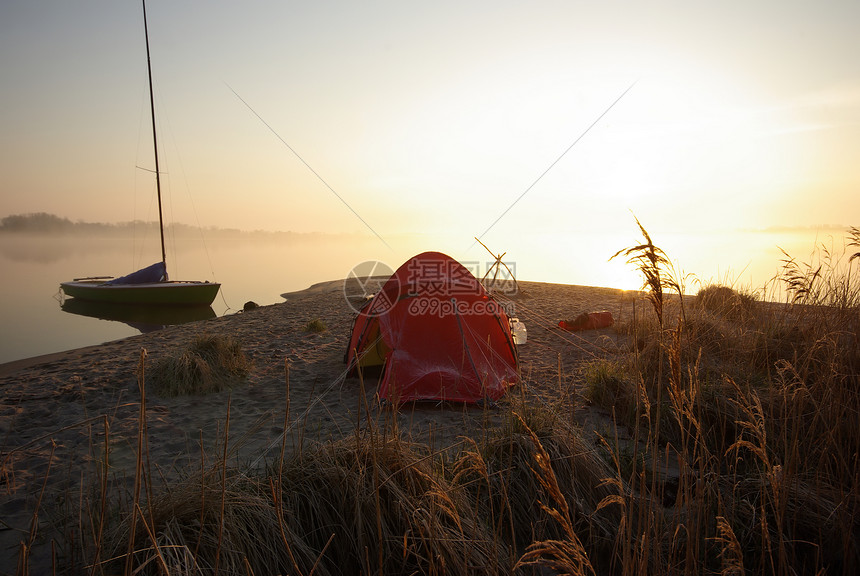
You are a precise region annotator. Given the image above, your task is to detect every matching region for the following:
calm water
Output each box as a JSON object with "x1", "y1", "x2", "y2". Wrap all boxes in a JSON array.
[
  {"x1": 0, "y1": 231, "x2": 390, "y2": 364},
  {"x1": 0, "y1": 226, "x2": 849, "y2": 365}
]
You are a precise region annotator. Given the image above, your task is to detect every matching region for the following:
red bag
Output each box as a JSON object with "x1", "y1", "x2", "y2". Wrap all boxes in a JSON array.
[{"x1": 558, "y1": 311, "x2": 614, "y2": 332}]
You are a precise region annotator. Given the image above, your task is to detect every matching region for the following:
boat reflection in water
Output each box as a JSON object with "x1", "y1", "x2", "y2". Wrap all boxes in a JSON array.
[{"x1": 60, "y1": 298, "x2": 215, "y2": 334}]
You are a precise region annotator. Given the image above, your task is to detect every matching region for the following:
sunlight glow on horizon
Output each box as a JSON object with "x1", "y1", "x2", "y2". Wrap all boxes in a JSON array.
[{"x1": 2, "y1": 0, "x2": 859, "y2": 296}]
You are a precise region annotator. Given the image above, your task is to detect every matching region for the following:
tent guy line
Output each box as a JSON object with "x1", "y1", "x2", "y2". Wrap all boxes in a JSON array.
[
  {"x1": 226, "y1": 83, "x2": 392, "y2": 250},
  {"x1": 470, "y1": 80, "x2": 638, "y2": 250}
]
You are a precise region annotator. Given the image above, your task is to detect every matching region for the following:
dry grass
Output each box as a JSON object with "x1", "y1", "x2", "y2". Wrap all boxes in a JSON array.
[
  {"x1": 149, "y1": 334, "x2": 250, "y2": 397},
  {"x1": 695, "y1": 284, "x2": 757, "y2": 321},
  {"x1": 100, "y1": 435, "x2": 503, "y2": 575},
  {"x1": 453, "y1": 399, "x2": 620, "y2": 565},
  {"x1": 303, "y1": 318, "x2": 328, "y2": 333},
  {"x1": 582, "y1": 358, "x2": 638, "y2": 426}
]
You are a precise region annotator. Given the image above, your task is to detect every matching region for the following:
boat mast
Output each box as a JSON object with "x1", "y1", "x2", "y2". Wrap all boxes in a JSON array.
[{"x1": 142, "y1": 0, "x2": 167, "y2": 271}]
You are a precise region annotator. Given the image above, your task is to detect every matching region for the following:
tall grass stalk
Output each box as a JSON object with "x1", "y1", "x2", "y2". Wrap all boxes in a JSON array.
[
  {"x1": 123, "y1": 349, "x2": 148, "y2": 576},
  {"x1": 612, "y1": 215, "x2": 688, "y2": 518}
]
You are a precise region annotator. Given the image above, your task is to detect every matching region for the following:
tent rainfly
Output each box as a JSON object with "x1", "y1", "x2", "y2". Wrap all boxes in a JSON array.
[{"x1": 345, "y1": 251, "x2": 519, "y2": 405}]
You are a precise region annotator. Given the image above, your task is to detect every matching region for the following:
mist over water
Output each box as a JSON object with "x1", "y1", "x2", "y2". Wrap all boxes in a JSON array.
[
  {"x1": 0, "y1": 230, "x2": 387, "y2": 364},
  {"x1": 0, "y1": 224, "x2": 852, "y2": 364}
]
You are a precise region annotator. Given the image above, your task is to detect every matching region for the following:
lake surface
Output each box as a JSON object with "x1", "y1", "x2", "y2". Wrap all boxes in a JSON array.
[{"x1": 0, "y1": 231, "x2": 391, "y2": 364}]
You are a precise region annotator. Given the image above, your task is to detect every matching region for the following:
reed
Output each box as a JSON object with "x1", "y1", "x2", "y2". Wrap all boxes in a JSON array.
[{"x1": 610, "y1": 215, "x2": 673, "y2": 329}]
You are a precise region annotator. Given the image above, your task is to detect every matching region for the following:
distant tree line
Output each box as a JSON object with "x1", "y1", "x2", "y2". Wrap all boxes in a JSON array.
[
  {"x1": 1, "y1": 212, "x2": 77, "y2": 232},
  {"x1": 1, "y1": 212, "x2": 182, "y2": 235},
  {"x1": 0, "y1": 212, "x2": 356, "y2": 242}
]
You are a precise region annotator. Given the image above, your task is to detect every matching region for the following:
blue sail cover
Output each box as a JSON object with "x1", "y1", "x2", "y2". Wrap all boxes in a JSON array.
[{"x1": 104, "y1": 262, "x2": 168, "y2": 285}]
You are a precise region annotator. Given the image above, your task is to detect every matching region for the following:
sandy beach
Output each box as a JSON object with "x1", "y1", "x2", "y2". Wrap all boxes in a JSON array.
[{"x1": 0, "y1": 279, "x2": 634, "y2": 573}]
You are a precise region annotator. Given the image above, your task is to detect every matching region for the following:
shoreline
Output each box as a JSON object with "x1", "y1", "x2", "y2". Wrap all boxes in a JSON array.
[
  {"x1": 0, "y1": 346, "x2": 107, "y2": 379},
  {"x1": 0, "y1": 278, "x2": 634, "y2": 378},
  {"x1": 0, "y1": 278, "x2": 351, "y2": 379}
]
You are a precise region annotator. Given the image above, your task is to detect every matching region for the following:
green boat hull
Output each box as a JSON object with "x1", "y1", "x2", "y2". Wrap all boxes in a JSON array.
[{"x1": 60, "y1": 280, "x2": 220, "y2": 306}]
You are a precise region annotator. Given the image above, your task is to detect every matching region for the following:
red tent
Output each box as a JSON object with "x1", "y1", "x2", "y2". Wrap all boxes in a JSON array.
[{"x1": 345, "y1": 252, "x2": 519, "y2": 404}]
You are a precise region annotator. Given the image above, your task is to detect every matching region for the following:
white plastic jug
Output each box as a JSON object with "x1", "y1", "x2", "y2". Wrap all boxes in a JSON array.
[{"x1": 510, "y1": 318, "x2": 527, "y2": 345}]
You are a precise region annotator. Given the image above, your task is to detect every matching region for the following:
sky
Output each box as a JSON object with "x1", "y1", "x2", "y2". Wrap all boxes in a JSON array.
[{"x1": 2, "y1": 0, "x2": 859, "y2": 290}]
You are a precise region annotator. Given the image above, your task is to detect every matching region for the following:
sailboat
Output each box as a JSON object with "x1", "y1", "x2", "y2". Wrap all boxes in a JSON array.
[{"x1": 60, "y1": 1, "x2": 220, "y2": 307}]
